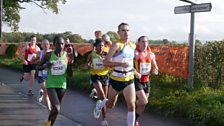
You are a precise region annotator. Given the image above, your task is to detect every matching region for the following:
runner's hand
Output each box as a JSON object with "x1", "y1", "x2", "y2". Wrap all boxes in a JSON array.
[
  {"x1": 135, "y1": 72, "x2": 142, "y2": 79},
  {"x1": 46, "y1": 62, "x2": 53, "y2": 69},
  {"x1": 121, "y1": 62, "x2": 130, "y2": 68}
]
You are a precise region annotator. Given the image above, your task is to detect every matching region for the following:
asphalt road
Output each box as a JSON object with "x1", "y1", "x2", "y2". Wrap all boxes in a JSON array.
[{"x1": 0, "y1": 66, "x2": 186, "y2": 126}]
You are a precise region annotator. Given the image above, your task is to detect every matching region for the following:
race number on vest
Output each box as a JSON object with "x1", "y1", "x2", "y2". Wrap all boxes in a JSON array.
[
  {"x1": 27, "y1": 54, "x2": 36, "y2": 62},
  {"x1": 140, "y1": 62, "x2": 151, "y2": 75},
  {"x1": 51, "y1": 60, "x2": 66, "y2": 75},
  {"x1": 93, "y1": 58, "x2": 104, "y2": 70}
]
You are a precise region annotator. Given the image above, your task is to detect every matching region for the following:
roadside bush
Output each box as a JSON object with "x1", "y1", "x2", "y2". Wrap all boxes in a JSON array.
[
  {"x1": 5, "y1": 44, "x2": 19, "y2": 58},
  {"x1": 194, "y1": 41, "x2": 224, "y2": 88},
  {"x1": 150, "y1": 86, "x2": 224, "y2": 126}
]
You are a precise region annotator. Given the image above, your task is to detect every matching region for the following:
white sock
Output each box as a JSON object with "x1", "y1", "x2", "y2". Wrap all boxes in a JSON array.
[
  {"x1": 99, "y1": 98, "x2": 108, "y2": 109},
  {"x1": 127, "y1": 111, "x2": 135, "y2": 126}
]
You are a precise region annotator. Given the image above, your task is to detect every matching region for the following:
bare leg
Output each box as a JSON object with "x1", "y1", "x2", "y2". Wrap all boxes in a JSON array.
[
  {"x1": 41, "y1": 82, "x2": 51, "y2": 111},
  {"x1": 136, "y1": 90, "x2": 149, "y2": 116},
  {"x1": 123, "y1": 83, "x2": 136, "y2": 126},
  {"x1": 47, "y1": 88, "x2": 66, "y2": 126}
]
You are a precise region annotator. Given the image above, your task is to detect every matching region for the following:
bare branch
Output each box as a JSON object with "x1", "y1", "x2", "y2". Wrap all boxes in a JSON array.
[{"x1": 31, "y1": 1, "x2": 47, "y2": 9}]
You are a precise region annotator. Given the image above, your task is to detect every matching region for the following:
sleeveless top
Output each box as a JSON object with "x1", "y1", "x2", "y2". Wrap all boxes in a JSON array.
[
  {"x1": 25, "y1": 44, "x2": 39, "y2": 64},
  {"x1": 90, "y1": 51, "x2": 109, "y2": 76},
  {"x1": 46, "y1": 51, "x2": 68, "y2": 89},
  {"x1": 134, "y1": 47, "x2": 155, "y2": 82},
  {"x1": 110, "y1": 41, "x2": 136, "y2": 82},
  {"x1": 38, "y1": 50, "x2": 51, "y2": 78}
]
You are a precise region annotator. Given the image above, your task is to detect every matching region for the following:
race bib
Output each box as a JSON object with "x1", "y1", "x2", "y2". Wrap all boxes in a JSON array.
[
  {"x1": 42, "y1": 70, "x2": 48, "y2": 75},
  {"x1": 51, "y1": 60, "x2": 66, "y2": 75},
  {"x1": 93, "y1": 58, "x2": 104, "y2": 70},
  {"x1": 140, "y1": 62, "x2": 151, "y2": 75},
  {"x1": 38, "y1": 69, "x2": 48, "y2": 77},
  {"x1": 27, "y1": 54, "x2": 36, "y2": 62}
]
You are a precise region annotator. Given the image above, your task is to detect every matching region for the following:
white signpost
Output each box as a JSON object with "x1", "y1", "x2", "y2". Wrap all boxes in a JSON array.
[
  {"x1": 174, "y1": 3, "x2": 212, "y2": 14},
  {"x1": 174, "y1": 5, "x2": 191, "y2": 14},
  {"x1": 174, "y1": 1, "x2": 212, "y2": 91},
  {"x1": 191, "y1": 3, "x2": 212, "y2": 12}
]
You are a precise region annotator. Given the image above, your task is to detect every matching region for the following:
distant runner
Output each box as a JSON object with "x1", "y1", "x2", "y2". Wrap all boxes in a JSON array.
[
  {"x1": 36, "y1": 39, "x2": 52, "y2": 111},
  {"x1": 19, "y1": 35, "x2": 40, "y2": 96}
]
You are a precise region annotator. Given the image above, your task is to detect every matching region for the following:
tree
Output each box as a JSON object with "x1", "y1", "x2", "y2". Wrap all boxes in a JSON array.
[
  {"x1": 73, "y1": 34, "x2": 84, "y2": 43},
  {"x1": 162, "y1": 39, "x2": 169, "y2": 44},
  {"x1": 106, "y1": 31, "x2": 119, "y2": 42},
  {"x1": 3, "y1": 0, "x2": 66, "y2": 31}
]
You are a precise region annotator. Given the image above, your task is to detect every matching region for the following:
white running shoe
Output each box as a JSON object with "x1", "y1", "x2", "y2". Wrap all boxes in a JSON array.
[
  {"x1": 101, "y1": 120, "x2": 108, "y2": 126},
  {"x1": 93, "y1": 100, "x2": 102, "y2": 119},
  {"x1": 90, "y1": 88, "x2": 97, "y2": 98},
  {"x1": 38, "y1": 89, "x2": 44, "y2": 103}
]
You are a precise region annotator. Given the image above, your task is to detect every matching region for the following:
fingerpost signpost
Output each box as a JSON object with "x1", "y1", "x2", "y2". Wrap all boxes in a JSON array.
[{"x1": 174, "y1": 0, "x2": 212, "y2": 92}]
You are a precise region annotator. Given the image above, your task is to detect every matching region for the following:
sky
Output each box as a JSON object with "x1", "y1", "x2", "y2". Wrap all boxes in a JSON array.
[{"x1": 3, "y1": 0, "x2": 224, "y2": 42}]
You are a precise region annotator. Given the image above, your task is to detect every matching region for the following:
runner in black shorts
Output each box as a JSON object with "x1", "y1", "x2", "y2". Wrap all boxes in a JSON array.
[
  {"x1": 93, "y1": 23, "x2": 136, "y2": 126},
  {"x1": 133, "y1": 36, "x2": 159, "y2": 126},
  {"x1": 87, "y1": 39, "x2": 109, "y2": 126},
  {"x1": 19, "y1": 35, "x2": 40, "y2": 96},
  {"x1": 36, "y1": 39, "x2": 51, "y2": 111}
]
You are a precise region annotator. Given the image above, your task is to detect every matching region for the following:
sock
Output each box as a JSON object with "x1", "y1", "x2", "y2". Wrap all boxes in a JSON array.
[
  {"x1": 99, "y1": 98, "x2": 107, "y2": 109},
  {"x1": 127, "y1": 111, "x2": 135, "y2": 126}
]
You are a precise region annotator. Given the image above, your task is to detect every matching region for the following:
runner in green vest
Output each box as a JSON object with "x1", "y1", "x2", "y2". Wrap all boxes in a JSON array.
[{"x1": 37, "y1": 36, "x2": 73, "y2": 126}]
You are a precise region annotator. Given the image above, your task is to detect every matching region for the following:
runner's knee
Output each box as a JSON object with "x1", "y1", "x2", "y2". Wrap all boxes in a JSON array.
[
  {"x1": 51, "y1": 105, "x2": 60, "y2": 115},
  {"x1": 127, "y1": 103, "x2": 135, "y2": 111},
  {"x1": 138, "y1": 98, "x2": 148, "y2": 106},
  {"x1": 106, "y1": 101, "x2": 116, "y2": 109}
]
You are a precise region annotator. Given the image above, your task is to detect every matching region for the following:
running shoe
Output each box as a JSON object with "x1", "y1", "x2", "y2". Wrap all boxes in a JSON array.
[
  {"x1": 90, "y1": 88, "x2": 97, "y2": 98},
  {"x1": 134, "y1": 121, "x2": 140, "y2": 126},
  {"x1": 43, "y1": 121, "x2": 51, "y2": 126},
  {"x1": 92, "y1": 95, "x2": 99, "y2": 101},
  {"x1": 93, "y1": 100, "x2": 102, "y2": 119},
  {"x1": 101, "y1": 120, "x2": 108, "y2": 126},
  {"x1": 38, "y1": 89, "x2": 44, "y2": 102},
  {"x1": 20, "y1": 76, "x2": 24, "y2": 83},
  {"x1": 27, "y1": 90, "x2": 34, "y2": 96}
]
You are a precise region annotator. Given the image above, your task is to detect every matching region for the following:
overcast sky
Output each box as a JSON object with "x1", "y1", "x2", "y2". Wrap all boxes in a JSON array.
[{"x1": 3, "y1": 0, "x2": 224, "y2": 42}]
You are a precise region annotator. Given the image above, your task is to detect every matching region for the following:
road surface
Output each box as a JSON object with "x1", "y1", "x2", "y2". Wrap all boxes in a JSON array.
[{"x1": 0, "y1": 66, "x2": 186, "y2": 126}]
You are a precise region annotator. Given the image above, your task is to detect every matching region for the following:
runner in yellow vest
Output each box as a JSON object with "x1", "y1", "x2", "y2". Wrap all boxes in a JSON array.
[
  {"x1": 87, "y1": 39, "x2": 109, "y2": 126},
  {"x1": 93, "y1": 23, "x2": 136, "y2": 126}
]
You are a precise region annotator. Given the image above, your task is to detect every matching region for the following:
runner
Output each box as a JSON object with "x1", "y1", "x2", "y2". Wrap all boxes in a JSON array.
[
  {"x1": 93, "y1": 22, "x2": 136, "y2": 126},
  {"x1": 95, "y1": 30, "x2": 103, "y2": 40},
  {"x1": 134, "y1": 36, "x2": 159, "y2": 126},
  {"x1": 36, "y1": 39, "x2": 52, "y2": 111},
  {"x1": 86, "y1": 39, "x2": 109, "y2": 126},
  {"x1": 89, "y1": 30, "x2": 103, "y2": 100},
  {"x1": 65, "y1": 37, "x2": 78, "y2": 59},
  {"x1": 19, "y1": 35, "x2": 40, "y2": 96},
  {"x1": 37, "y1": 36, "x2": 73, "y2": 126},
  {"x1": 102, "y1": 34, "x2": 112, "y2": 53}
]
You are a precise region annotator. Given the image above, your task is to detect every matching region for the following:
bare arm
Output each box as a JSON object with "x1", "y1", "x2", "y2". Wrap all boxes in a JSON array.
[
  {"x1": 36, "y1": 52, "x2": 51, "y2": 70},
  {"x1": 103, "y1": 42, "x2": 129, "y2": 68},
  {"x1": 134, "y1": 50, "x2": 141, "y2": 78},
  {"x1": 31, "y1": 51, "x2": 40, "y2": 63},
  {"x1": 19, "y1": 46, "x2": 27, "y2": 62},
  {"x1": 66, "y1": 52, "x2": 74, "y2": 77},
  {"x1": 151, "y1": 53, "x2": 159, "y2": 75},
  {"x1": 86, "y1": 53, "x2": 92, "y2": 70}
]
